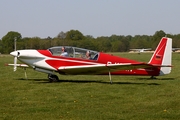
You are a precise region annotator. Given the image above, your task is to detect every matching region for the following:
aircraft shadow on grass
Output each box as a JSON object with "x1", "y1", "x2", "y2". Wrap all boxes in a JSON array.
[
  {"x1": 16, "y1": 78, "x2": 162, "y2": 85},
  {"x1": 137, "y1": 77, "x2": 175, "y2": 81}
]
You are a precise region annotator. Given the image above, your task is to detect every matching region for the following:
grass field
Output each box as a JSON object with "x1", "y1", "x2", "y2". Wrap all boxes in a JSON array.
[{"x1": 0, "y1": 53, "x2": 180, "y2": 120}]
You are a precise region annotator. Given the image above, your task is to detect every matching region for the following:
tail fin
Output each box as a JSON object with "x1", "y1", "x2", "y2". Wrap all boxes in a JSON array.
[{"x1": 148, "y1": 37, "x2": 172, "y2": 75}]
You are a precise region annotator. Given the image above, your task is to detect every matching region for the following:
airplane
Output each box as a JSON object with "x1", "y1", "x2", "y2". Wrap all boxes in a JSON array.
[
  {"x1": 8, "y1": 37, "x2": 172, "y2": 83},
  {"x1": 172, "y1": 48, "x2": 180, "y2": 52},
  {"x1": 129, "y1": 48, "x2": 152, "y2": 54}
]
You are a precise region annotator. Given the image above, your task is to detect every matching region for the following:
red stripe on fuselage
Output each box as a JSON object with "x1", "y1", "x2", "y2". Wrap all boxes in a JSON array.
[
  {"x1": 37, "y1": 50, "x2": 100, "y2": 69},
  {"x1": 45, "y1": 59, "x2": 99, "y2": 69}
]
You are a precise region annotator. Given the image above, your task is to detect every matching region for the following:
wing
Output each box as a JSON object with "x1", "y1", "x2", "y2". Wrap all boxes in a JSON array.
[
  {"x1": 144, "y1": 48, "x2": 152, "y2": 51},
  {"x1": 130, "y1": 48, "x2": 151, "y2": 51},
  {"x1": 58, "y1": 62, "x2": 155, "y2": 75}
]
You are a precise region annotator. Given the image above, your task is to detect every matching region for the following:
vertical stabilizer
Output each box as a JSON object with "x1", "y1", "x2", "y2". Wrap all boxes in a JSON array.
[{"x1": 148, "y1": 37, "x2": 172, "y2": 75}]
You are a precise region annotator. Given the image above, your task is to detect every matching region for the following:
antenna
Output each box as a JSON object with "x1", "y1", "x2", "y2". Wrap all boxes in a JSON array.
[{"x1": 14, "y1": 37, "x2": 17, "y2": 51}]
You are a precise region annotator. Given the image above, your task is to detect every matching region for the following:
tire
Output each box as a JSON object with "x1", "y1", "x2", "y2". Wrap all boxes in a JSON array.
[{"x1": 48, "y1": 74, "x2": 59, "y2": 82}]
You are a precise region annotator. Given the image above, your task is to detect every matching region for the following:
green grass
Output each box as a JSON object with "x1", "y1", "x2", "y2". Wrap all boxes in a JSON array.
[{"x1": 1, "y1": 53, "x2": 180, "y2": 120}]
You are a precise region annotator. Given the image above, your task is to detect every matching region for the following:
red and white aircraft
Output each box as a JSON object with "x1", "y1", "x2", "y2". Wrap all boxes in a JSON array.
[{"x1": 9, "y1": 37, "x2": 172, "y2": 82}]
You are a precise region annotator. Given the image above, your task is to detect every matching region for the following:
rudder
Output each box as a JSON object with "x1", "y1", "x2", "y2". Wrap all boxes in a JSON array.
[{"x1": 148, "y1": 37, "x2": 172, "y2": 75}]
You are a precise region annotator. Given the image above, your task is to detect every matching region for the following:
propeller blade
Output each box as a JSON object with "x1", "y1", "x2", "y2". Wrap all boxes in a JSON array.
[
  {"x1": 13, "y1": 37, "x2": 17, "y2": 71},
  {"x1": 14, "y1": 56, "x2": 17, "y2": 71}
]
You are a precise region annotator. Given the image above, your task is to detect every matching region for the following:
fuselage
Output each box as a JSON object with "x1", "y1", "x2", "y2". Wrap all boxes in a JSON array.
[{"x1": 10, "y1": 46, "x2": 161, "y2": 76}]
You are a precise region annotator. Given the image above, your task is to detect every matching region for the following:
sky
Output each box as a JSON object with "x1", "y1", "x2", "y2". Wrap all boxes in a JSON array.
[{"x1": 0, "y1": 0, "x2": 180, "y2": 39}]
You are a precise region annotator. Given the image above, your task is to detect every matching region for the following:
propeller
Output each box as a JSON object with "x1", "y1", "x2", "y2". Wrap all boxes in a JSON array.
[{"x1": 11, "y1": 37, "x2": 27, "y2": 79}]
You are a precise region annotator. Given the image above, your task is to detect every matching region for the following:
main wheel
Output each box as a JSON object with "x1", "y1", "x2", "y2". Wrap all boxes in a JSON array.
[
  {"x1": 150, "y1": 76, "x2": 156, "y2": 79},
  {"x1": 48, "y1": 74, "x2": 59, "y2": 82}
]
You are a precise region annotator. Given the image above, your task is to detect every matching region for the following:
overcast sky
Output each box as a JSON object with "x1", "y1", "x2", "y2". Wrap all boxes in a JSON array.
[{"x1": 0, "y1": 0, "x2": 179, "y2": 38}]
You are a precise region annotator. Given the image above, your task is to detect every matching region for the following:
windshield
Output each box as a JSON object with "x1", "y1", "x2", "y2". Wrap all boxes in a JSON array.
[{"x1": 48, "y1": 46, "x2": 99, "y2": 60}]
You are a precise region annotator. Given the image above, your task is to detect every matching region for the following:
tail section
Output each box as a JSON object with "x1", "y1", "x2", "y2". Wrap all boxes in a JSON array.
[{"x1": 148, "y1": 37, "x2": 172, "y2": 75}]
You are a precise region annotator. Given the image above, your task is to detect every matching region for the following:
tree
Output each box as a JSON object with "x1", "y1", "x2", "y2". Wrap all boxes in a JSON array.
[
  {"x1": 96, "y1": 37, "x2": 111, "y2": 52},
  {"x1": 85, "y1": 35, "x2": 94, "y2": 40},
  {"x1": 172, "y1": 34, "x2": 180, "y2": 48},
  {"x1": 1, "y1": 31, "x2": 22, "y2": 53},
  {"x1": 111, "y1": 41, "x2": 122, "y2": 52},
  {"x1": 0, "y1": 40, "x2": 2, "y2": 53},
  {"x1": 153, "y1": 30, "x2": 166, "y2": 40},
  {"x1": 27, "y1": 37, "x2": 41, "y2": 49},
  {"x1": 152, "y1": 30, "x2": 166, "y2": 49},
  {"x1": 57, "y1": 31, "x2": 66, "y2": 39},
  {"x1": 65, "y1": 30, "x2": 84, "y2": 40}
]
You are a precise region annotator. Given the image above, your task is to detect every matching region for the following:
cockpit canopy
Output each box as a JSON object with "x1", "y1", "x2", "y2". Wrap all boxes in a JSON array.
[{"x1": 48, "y1": 46, "x2": 99, "y2": 60}]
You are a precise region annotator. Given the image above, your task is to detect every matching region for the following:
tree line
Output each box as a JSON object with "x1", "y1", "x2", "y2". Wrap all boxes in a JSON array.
[{"x1": 0, "y1": 30, "x2": 180, "y2": 54}]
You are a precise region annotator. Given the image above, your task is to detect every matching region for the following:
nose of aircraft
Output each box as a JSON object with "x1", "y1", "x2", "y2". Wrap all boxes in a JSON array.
[{"x1": 10, "y1": 51, "x2": 18, "y2": 57}]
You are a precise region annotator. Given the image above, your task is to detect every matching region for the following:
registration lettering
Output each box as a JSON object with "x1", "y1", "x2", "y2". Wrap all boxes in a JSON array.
[{"x1": 107, "y1": 61, "x2": 121, "y2": 64}]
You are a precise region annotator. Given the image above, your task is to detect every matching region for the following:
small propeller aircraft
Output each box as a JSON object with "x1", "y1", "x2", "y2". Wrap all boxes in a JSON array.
[
  {"x1": 130, "y1": 48, "x2": 152, "y2": 53},
  {"x1": 172, "y1": 48, "x2": 180, "y2": 52},
  {"x1": 8, "y1": 37, "x2": 172, "y2": 83}
]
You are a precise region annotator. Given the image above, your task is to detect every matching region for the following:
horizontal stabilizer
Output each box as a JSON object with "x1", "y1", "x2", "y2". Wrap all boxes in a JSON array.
[{"x1": 6, "y1": 64, "x2": 29, "y2": 68}]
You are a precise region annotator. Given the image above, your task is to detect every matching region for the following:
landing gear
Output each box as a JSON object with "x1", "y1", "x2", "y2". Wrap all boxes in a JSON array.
[
  {"x1": 150, "y1": 76, "x2": 156, "y2": 79},
  {"x1": 48, "y1": 74, "x2": 59, "y2": 82}
]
